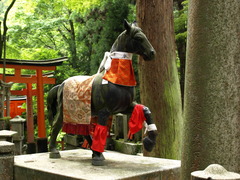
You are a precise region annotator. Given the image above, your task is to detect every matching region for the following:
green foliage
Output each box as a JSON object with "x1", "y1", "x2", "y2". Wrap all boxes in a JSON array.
[
  {"x1": 174, "y1": 0, "x2": 188, "y2": 44},
  {"x1": 11, "y1": 83, "x2": 25, "y2": 91},
  {"x1": 54, "y1": 62, "x2": 81, "y2": 84},
  {"x1": 65, "y1": 0, "x2": 100, "y2": 14},
  {"x1": 20, "y1": 48, "x2": 59, "y2": 60},
  {"x1": 81, "y1": 0, "x2": 130, "y2": 74},
  {"x1": 5, "y1": 44, "x2": 20, "y2": 59}
]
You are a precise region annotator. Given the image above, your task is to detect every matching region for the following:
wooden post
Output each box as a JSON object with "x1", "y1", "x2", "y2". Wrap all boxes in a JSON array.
[
  {"x1": 5, "y1": 84, "x2": 12, "y2": 117},
  {"x1": 26, "y1": 83, "x2": 34, "y2": 143},
  {"x1": 36, "y1": 69, "x2": 46, "y2": 138},
  {"x1": 0, "y1": 83, "x2": 4, "y2": 118}
]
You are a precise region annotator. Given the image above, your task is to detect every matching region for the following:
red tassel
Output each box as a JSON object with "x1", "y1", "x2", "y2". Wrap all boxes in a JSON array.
[{"x1": 128, "y1": 104, "x2": 146, "y2": 135}]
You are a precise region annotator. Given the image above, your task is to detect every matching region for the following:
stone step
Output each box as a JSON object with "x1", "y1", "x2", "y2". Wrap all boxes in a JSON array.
[{"x1": 14, "y1": 149, "x2": 180, "y2": 180}]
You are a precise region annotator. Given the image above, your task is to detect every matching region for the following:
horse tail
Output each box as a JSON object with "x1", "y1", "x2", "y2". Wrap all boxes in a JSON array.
[{"x1": 47, "y1": 84, "x2": 60, "y2": 127}]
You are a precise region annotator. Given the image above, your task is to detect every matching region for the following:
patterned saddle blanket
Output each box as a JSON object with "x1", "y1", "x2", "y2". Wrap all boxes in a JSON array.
[{"x1": 62, "y1": 75, "x2": 96, "y2": 135}]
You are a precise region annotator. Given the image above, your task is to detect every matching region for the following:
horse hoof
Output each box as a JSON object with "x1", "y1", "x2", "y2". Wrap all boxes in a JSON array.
[
  {"x1": 143, "y1": 137, "x2": 155, "y2": 152},
  {"x1": 49, "y1": 151, "x2": 61, "y2": 159},
  {"x1": 92, "y1": 153, "x2": 105, "y2": 160},
  {"x1": 92, "y1": 157, "x2": 105, "y2": 166},
  {"x1": 92, "y1": 151, "x2": 105, "y2": 166}
]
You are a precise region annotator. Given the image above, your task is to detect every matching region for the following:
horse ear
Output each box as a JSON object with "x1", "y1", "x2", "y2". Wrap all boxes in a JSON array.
[{"x1": 124, "y1": 19, "x2": 131, "y2": 33}]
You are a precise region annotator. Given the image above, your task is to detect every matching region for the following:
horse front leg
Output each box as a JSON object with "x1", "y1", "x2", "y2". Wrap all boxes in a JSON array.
[
  {"x1": 142, "y1": 106, "x2": 158, "y2": 152},
  {"x1": 127, "y1": 103, "x2": 157, "y2": 152},
  {"x1": 91, "y1": 108, "x2": 110, "y2": 166}
]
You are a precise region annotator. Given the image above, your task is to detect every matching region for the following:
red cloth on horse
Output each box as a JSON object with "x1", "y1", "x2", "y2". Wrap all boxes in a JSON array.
[
  {"x1": 128, "y1": 104, "x2": 146, "y2": 137},
  {"x1": 91, "y1": 124, "x2": 108, "y2": 152},
  {"x1": 62, "y1": 123, "x2": 93, "y2": 136},
  {"x1": 103, "y1": 58, "x2": 136, "y2": 86}
]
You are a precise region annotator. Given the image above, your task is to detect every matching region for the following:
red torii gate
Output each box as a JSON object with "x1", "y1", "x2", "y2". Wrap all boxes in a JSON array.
[{"x1": 0, "y1": 57, "x2": 67, "y2": 148}]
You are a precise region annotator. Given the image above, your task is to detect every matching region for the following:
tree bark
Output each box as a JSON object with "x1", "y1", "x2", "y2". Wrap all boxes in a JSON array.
[
  {"x1": 69, "y1": 18, "x2": 78, "y2": 68},
  {"x1": 181, "y1": 1, "x2": 240, "y2": 179},
  {"x1": 137, "y1": 0, "x2": 183, "y2": 159},
  {"x1": 0, "y1": 0, "x2": 16, "y2": 58}
]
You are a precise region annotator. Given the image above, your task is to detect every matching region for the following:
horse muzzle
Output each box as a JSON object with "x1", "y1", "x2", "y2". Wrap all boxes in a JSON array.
[{"x1": 143, "y1": 49, "x2": 156, "y2": 61}]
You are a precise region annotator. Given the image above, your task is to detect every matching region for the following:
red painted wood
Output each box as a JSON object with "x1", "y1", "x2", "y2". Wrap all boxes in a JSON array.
[
  {"x1": 36, "y1": 69, "x2": 46, "y2": 138},
  {"x1": 27, "y1": 83, "x2": 34, "y2": 143},
  {"x1": 0, "y1": 75, "x2": 56, "y2": 84},
  {"x1": 4, "y1": 100, "x2": 26, "y2": 118},
  {"x1": 0, "y1": 64, "x2": 56, "y2": 70},
  {"x1": 11, "y1": 89, "x2": 37, "y2": 96}
]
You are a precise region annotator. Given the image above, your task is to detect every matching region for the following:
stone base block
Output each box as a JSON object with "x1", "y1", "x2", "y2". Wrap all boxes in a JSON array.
[
  {"x1": 0, "y1": 141, "x2": 14, "y2": 180},
  {"x1": 14, "y1": 149, "x2": 180, "y2": 180}
]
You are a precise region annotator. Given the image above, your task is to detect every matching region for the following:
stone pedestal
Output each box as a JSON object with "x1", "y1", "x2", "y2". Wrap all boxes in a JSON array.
[
  {"x1": 0, "y1": 141, "x2": 14, "y2": 180},
  {"x1": 0, "y1": 130, "x2": 17, "y2": 142},
  {"x1": 191, "y1": 164, "x2": 240, "y2": 180},
  {"x1": 14, "y1": 149, "x2": 181, "y2": 180},
  {"x1": 0, "y1": 118, "x2": 5, "y2": 130},
  {"x1": 113, "y1": 114, "x2": 128, "y2": 141},
  {"x1": 10, "y1": 116, "x2": 26, "y2": 155}
]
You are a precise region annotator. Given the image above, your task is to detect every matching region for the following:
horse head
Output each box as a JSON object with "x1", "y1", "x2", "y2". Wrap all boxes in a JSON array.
[{"x1": 111, "y1": 20, "x2": 156, "y2": 61}]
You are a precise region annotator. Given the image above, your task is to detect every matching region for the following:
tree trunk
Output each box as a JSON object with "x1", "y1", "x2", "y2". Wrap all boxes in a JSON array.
[
  {"x1": 69, "y1": 19, "x2": 78, "y2": 68},
  {"x1": 137, "y1": 0, "x2": 183, "y2": 159},
  {"x1": 181, "y1": 1, "x2": 240, "y2": 179}
]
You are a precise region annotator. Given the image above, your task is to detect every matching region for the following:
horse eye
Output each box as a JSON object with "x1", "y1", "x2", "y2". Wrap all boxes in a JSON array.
[{"x1": 134, "y1": 36, "x2": 142, "y2": 42}]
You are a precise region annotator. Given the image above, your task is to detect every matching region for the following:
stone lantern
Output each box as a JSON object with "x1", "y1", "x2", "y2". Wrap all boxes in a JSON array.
[{"x1": 10, "y1": 116, "x2": 26, "y2": 155}]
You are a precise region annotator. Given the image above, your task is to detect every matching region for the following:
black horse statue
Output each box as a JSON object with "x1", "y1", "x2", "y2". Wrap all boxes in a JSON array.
[{"x1": 47, "y1": 20, "x2": 157, "y2": 166}]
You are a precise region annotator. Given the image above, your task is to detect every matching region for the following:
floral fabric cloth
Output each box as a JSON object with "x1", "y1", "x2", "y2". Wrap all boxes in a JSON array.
[{"x1": 63, "y1": 75, "x2": 96, "y2": 125}]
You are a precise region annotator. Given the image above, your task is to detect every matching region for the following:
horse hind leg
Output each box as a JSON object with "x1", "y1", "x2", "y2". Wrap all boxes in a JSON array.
[
  {"x1": 49, "y1": 117, "x2": 63, "y2": 158},
  {"x1": 49, "y1": 84, "x2": 64, "y2": 158},
  {"x1": 47, "y1": 85, "x2": 59, "y2": 127}
]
